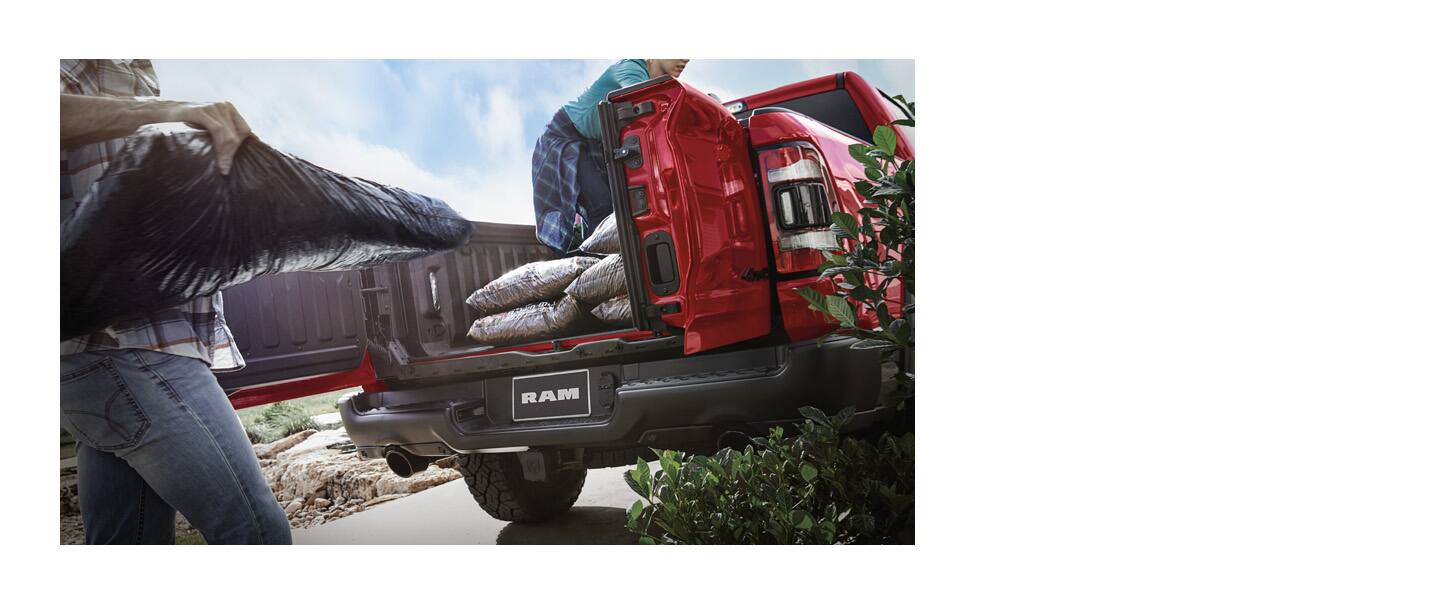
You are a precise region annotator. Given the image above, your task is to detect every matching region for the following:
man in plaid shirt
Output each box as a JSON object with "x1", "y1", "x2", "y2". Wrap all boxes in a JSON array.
[{"x1": 60, "y1": 59, "x2": 291, "y2": 544}]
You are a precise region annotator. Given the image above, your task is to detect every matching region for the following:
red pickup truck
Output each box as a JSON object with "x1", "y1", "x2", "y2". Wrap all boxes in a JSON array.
[{"x1": 217, "y1": 71, "x2": 914, "y2": 522}]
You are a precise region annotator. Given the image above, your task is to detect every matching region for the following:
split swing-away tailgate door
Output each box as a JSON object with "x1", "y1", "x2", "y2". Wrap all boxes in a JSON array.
[{"x1": 599, "y1": 76, "x2": 772, "y2": 355}]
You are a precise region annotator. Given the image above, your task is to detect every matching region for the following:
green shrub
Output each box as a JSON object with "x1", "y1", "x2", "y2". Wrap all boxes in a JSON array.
[
  {"x1": 622, "y1": 97, "x2": 917, "y2": 545},
  {"x1": 623, "y1": 406, "x2": 914, "y2": 544},
  {"x1": 795, "y1": 99, "x2": 915, "y2": 410}
]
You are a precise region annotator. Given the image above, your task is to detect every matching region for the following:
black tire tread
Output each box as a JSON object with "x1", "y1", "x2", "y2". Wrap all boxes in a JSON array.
[{"x1": 455, "y1": 453, "x2": 586, "y2": 523}]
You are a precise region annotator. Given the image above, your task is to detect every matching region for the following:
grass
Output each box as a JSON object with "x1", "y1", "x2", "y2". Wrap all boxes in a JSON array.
[
  {"x1": 236, "y1": 389, "x2": 356, "y2": 426},
  {"x1": 237, "y1": 388, "x2": 362, "y2": 444},
  {"x1": 176, "y1": 530, "x2": 207, "y2": 545}
]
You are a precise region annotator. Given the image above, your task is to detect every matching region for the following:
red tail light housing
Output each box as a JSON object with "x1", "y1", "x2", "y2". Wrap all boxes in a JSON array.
[{"x1": 759, "y1": 144, "x2": 840, "y2": 271}]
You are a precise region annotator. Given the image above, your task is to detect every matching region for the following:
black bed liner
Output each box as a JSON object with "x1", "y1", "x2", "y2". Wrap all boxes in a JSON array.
[{"x1": 216, "y1": 221, "x2": 671, "y2": 392}]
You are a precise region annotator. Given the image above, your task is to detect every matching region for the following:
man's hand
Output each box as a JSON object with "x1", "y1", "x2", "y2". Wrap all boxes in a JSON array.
[
  {"x1": 169, "y1": 101, "x2": 253, "y2": 176},
  {"x1": 60, "y1": 95, "x2": 255, "y2": 176}
]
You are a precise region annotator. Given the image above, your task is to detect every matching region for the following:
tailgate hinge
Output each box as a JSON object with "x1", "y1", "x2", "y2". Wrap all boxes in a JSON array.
[{"x1": 614, "y1": 100, "x2": 655, "y2": 123}]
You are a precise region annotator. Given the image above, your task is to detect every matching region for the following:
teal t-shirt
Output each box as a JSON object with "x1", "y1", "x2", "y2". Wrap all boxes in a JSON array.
[{"x1": 562, "y1": 59, "x2": 650, "y2": 140}]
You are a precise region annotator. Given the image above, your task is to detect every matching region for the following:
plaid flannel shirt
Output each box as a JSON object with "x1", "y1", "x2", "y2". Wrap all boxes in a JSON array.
[{"x1": 60, "y1": 59, "x2": 245, "y2": 371}]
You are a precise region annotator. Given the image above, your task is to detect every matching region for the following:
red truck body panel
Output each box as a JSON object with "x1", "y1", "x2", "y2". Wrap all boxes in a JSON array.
[
  {"x1": 608, "y1": 78, "x2": 774, "y2": 355},
  {"x1": 229, "y1": 349, "x2": 385, "y2": 411},
  {"x1": 227, "y1": 70, "x2": 910, "y2": 409},
  {"x1": 746, "y1": 109, "x2": 905, "y2": 342}
]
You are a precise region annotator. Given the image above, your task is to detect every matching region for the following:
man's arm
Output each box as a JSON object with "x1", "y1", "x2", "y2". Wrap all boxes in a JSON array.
[{"x1": 60, "y1": 95, "x2": 253, "y2": 176}]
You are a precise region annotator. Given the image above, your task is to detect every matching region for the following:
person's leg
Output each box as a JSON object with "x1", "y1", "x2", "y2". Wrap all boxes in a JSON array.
[
  {"x1": 62, "y1": 351, "x2": 176, "y2": 544},
  {"x1": 73, "y1": 441, "x2": 177, "y2": 544},
  {"x1": 576, "y1": 140, "x2": 615, "y2": 238},
  {"x1": 61, "y1": 349, "x2": 291, "y2": 544}
]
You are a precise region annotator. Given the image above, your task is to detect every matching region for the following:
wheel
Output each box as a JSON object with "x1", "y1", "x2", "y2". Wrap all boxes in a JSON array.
[{"x1": 455, "y1": 453, "x2": 586, "y2": 523}]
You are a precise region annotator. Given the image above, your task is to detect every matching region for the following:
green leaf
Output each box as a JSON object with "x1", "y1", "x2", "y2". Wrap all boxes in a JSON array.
[
  {"x1": 865, "y1": 166, "x2": 883, "y2": 181},
  {"x1": 850, "y1": 338, "x2": 900, "y2": 351},
  {"x1": 892, "y1": 94, "x2": 913, "y2": 116},
  {"x1": 636, "y1": 458, "x2": 652, "y2": 493},
  {"x1": 848, "y1": 143, "x2": 873, "y2": 167},
  {"x1": 627, "y1": 499, "x2": 643, "y2": 525},
  {"x1": 799, "y1": 406, "x2": 830, "y2": 425},
  {"x1": 794, "y1": 286, "x2": 830, "y2": 314},
  {"x1": 800, "y1": 462, "x2": 818, "y2": 482},
  {"x1": 873, "y1": 126, "x2": 897, "y2": 157},
  {"x1": 831, "y1": 211, "x2": 860, "y2": 238},
  {"x1": 790, "y1": 509, "x2": 815, "y2": 530},
  {"x1": 824, "y1": 296, "x2": 856, "y2": 327},
  {"x1": 625, "y1": 467, "x2": 650, "y2": 499},
  {"x1": 638, "y1": 535, "x2": 657, "y2": 545},
  {"x1": 872, "y1": 185, "x2": 904, "y2": 198}
]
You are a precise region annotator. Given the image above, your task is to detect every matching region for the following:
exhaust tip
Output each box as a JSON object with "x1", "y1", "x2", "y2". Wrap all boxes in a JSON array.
[{"x1": 385, "y1": 447, "x2": 432, "y2": 478}]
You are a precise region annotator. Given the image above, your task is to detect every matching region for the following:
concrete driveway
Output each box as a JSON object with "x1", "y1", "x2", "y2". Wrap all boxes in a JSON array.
[{"x1": 292, "y1": 466, "x2": 643, "y2": 545}]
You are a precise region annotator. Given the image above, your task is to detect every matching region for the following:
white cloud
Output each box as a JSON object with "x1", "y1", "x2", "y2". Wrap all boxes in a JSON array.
[
  {"x1": 459, "y1": 85, "x2": 525, "y2": 161},
  {"x1": 146, "y1": 59, "x2": 913, "y2": 228},
  {"x1": 155, "y1": 60, "x2": 536, "y2": 224}
]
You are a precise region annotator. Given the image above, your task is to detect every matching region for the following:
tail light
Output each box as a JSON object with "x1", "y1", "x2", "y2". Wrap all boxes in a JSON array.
[{"x1": 761, "y1": 145, "x2": 838, "y2": 251}]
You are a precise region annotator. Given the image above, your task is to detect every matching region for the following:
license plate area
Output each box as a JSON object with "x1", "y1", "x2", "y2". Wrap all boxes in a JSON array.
[{"x1": 511, "y1": 369, "x2": 591, "y2": 422}]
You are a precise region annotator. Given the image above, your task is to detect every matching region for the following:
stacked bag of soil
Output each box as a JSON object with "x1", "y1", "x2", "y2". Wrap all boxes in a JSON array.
[
  {"x1": 465, "y1": 256, "x2": 596, "y2": 346},
  {"x1": 465, "y1": 214, "x2": 635, "y2": 346},
  {"x1": 567, "y1": 254, "x2": 632, "y2": 327},
  {"x1": 573, "y1": 213, "x2": 632, "y2": 327},
  {"x1": 61, "y1": 125, "x2": 473, "y2": 340}
]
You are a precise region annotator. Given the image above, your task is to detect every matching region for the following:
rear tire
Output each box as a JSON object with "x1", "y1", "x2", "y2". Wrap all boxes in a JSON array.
[{"x1": 455, "y1": 453, "x2": 586, "y2": 523}]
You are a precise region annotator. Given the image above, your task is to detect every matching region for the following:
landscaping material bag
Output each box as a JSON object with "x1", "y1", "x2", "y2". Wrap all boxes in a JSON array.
[
  {"x1": 465, "y1": 256, "x2": 599, "y2": 316},
  {"x1": 467, "y1": 296, "x2": 585, "y2": 346},
  {"x1": 579, "y1": 213, "x2": 621, "y2": 254},
  {"x1": 590, "y1": 294, "x2": 633, "y2": 327},
  {"x1": 61, "y1": 125, "x2": 473, "y2": 340},
  {"x1": 564, "y1": 253, "x2": 626, "y2": 306}
]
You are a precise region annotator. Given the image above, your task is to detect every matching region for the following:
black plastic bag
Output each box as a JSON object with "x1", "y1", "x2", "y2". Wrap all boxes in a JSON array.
[
  {"x1": 590, "y1": 294, "x2": 633, "y2": 327},
  {"x1": 467, "y1": 295, "x2": 585, "y2": 346},
  {"x1": 564, "y1": 253, "x2": 626, "y2": 306},
  {"x1": 465, "y1": 256, "x2": 599, "y2": 316},
  {"x1": 61, "y1": 125, "x2": 473, "y2": 340},
  {"x1": 579, "y1": 213, "x2": 620, "y2": 254}
]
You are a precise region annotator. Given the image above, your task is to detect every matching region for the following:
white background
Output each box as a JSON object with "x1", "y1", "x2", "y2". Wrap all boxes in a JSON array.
[{"x1": 5, "y1": 1, "x2": 1449, "y2": 601}]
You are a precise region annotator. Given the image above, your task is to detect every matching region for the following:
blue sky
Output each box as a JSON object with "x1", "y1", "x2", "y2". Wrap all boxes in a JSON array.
[{"x1": 152, "y1": 60, "x2": 914, "y2": 224}]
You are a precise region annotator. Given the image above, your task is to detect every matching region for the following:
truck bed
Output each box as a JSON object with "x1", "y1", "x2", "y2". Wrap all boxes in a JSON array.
[{"x1": 217, "y1": 221, "x2": 666, "y2": 393}]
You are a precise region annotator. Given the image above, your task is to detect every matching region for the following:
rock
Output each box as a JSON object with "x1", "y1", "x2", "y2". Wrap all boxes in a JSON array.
[
  {"x1": 285, "y1": 500, "x2": 302, "y2": 514},
  {"x1": 60, "y1": 467, "x2": 80, "y2": 516},
  {"x1": 314, "y1": 498, "x2": 331, "y2": 509},
  {"x1": 253, "y1": 429, "x2": 317, "y2": 459},
  {"x1": 311, "y1": 412, "x2": 343, "y2": 428}
]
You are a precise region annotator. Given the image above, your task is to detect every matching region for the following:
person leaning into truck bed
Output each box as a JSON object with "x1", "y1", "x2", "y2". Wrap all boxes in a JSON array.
[
  {"x1": 60, "y1": 60, "x2": 292, "y2": 544},
  {"x1": 532, "y1": 59, "x2": 689, "y2": 256}
]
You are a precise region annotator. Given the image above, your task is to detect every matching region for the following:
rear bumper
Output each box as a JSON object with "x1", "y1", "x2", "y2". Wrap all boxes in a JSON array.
[{"x1": 339, "y1": 335, "x2": 889, "y2": 458}]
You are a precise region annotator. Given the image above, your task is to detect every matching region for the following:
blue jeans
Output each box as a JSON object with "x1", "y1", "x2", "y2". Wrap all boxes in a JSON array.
[{"x1": 60, "y1": 349, "x2": 291, "y2": 544}]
